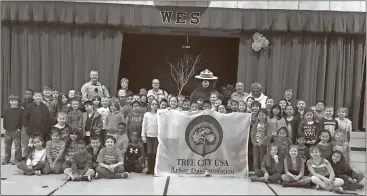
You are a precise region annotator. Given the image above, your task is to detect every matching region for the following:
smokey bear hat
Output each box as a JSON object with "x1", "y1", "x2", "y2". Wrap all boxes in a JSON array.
[{"x1": 195, "y1": 69, "x2": 218, "y2": 80}]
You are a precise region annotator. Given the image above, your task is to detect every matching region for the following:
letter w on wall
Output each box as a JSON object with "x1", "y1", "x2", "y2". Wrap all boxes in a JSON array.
[{"x1": 160, "y1": 11, "x2": 173, "y2": 23}]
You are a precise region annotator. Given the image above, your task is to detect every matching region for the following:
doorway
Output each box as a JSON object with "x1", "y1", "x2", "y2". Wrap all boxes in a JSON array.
[{"x1": 118, "y1": 33, "x2": 239, "y2": 96}]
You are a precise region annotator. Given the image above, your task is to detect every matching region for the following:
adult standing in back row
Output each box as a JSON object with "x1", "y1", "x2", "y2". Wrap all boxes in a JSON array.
[
  {"x1": 244, "y1": 83, "x2": 268, "y2": 108},
  {"x1": 231, "y1": 82, "x2": 249, "y2": 102},
  {"x1": 147, "y1": 79, "x2": 168, "y2": 100},
  {"x1": 81, "y1": 70, "x2": 110, "y2": 102}
]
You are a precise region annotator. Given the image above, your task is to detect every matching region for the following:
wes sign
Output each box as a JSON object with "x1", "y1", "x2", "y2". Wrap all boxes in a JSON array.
[{"x1": 160, "y1": 11, "x2": 201, "y2": 25}]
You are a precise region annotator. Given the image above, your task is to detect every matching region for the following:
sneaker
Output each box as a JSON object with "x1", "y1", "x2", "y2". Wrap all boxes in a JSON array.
[
  {"x1": 121, "y1": 172, "x2": 129, "y2": 179},
  {"x1": 333, "y1": 187, "x2": 344, "y2": 193},
  {"x1": 2, "y1": 161, "x2": 10, "y2": 165},
  {"x1": 65, "y1": 173, "x2": 75, "y2": 181},
  {"x1": 348, "y1": 183, "x2": 364, "y2": 190},
  {"x1": 94, "y1": 172, "x2": 101, "y2": 179},
  {"x1": 250, "y1": 177, "x2": 257, "y2": 182},
  {"x1": 282, "y1": 182, "x2": 290, "y2": 187},
  {"x1": 11, "y1": 160, "x2": 20, "y2": 165},
  {"x1": 314, "y1": 185, "x2": 322, "y2": 190},
  {"x1": 81, "y1": 176, "x2": 92, "y2": 182},
  {"x1": 34, "y1": 170, "x2": 41, "y2": 176}
]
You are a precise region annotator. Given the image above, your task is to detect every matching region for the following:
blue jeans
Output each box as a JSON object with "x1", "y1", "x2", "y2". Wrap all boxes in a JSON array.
[
  {"x1": 252, "y1": 145, "x2": 267, "y2": 171},
  {"x1": 4, "y1": 130, "x2": 21, "y2": 162}
]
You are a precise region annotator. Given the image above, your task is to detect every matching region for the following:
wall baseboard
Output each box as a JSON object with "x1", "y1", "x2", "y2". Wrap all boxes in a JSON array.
[{"x1": 351, "y1": 147, "x2": 366, "y2": 151}]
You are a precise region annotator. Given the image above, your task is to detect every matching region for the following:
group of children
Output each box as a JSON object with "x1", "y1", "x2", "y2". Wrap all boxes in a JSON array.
[
  {"x1": 247, "y1": 89, "x2": 364, "y2": 193},
  {"x1": 2, "y1": 82, "x2": 364, "y2": 192}
]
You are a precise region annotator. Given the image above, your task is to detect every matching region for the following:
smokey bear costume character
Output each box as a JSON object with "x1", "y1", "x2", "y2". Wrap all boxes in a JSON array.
[{"x1": 190, "y1": 69, "x2": 222, "y2": 103}]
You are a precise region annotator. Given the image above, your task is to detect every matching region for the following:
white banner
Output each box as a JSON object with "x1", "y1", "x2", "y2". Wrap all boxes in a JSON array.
[{"x1": 155, "y1": 109, "x2": 251, "y2": 177}]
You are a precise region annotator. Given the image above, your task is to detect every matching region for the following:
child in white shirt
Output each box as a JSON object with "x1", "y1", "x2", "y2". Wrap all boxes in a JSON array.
[{"x1": 17, "y1": 136, "x2": 47, "y2": 175}]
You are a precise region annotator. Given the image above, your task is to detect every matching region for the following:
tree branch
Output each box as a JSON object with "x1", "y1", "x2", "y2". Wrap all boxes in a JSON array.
[{"x1": 167, "y1": 52, "x2": 202, "y2": 95}]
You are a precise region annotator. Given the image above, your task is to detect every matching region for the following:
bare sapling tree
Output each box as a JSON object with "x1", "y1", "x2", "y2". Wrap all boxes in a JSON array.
[{"x1": 167, "y1": 51, "x2": 202, "y2": 95}]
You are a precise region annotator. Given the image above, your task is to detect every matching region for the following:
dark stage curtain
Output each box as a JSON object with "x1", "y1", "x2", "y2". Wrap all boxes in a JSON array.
[
  {"x1": 119, "y1": 34, "x2": 239, "y2": 96},
  {"x1": 1, "y1": 23, "x2": 123, "y2": 114},
  {"x1": 237, "y1": 33, "x2": 365, "y2": 129}
]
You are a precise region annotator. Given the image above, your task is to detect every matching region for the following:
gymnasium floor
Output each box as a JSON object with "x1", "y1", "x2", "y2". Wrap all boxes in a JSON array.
[{"x1": 1, "y1": 138, "x2": 365, "y2": 195}]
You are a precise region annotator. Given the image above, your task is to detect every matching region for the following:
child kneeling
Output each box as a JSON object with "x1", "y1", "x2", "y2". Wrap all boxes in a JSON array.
[
  {"x1": 64, "y1": 140, "x2": 94, "y2": 181},
  {"x1": 125, "y1": 132, "x2": 145, "y2": 173},
  {"x1": 95, "y1": 135, "x2": 129, "y2": 179},
  {"x1": 17, "y1": 135, "x2": 47, "y2": 175},
  {"x1": 251, "y1": 144, "x2": 283, "y2": 184}
]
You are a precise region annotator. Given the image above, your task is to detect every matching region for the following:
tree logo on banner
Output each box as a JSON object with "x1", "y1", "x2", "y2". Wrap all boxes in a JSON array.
[{"x1": 185, "y1": 115, "x2": 223, "y2": 157}]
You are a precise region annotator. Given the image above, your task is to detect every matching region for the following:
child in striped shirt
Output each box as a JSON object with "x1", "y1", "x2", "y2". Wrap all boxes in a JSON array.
[{"x1": 45, "y1": 128, "x2": 66, "y2": 174}]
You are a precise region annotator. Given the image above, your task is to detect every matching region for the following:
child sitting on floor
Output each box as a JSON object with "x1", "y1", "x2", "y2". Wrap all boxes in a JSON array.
[
  {"x1": 62, "y1": 129, "x2": 79, "y2": 170},
  {"x1": 281, "y1": 145, "x2": 311, "y2": 188},
  {"x1": 17, "y1": 135, "x2": 47, "y2": 175},
  {"x1": 95, "y1": 136, "x2": 129, "y2": 179},
  {"x1": 45, "y1": 128, "x2": 66, "y2": 174},
  {"x1": 64, "y1": 140, "x2": 94, "y2": 181},
  {"x1": 251, "y1": 144, "x2": 283, "y2": 184},
  {"x1": 45, "y1": 127, "x2": 65, "y2": 174},
  {"x1": 307, "y1": 146, "x2": 344, "y2": 193},
  {"x1": 329, "y1": 150, "x2": 364, "y2": 191},
  {"x1": 87, "y1": 136, "x2": 102, "y2": 171}
]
